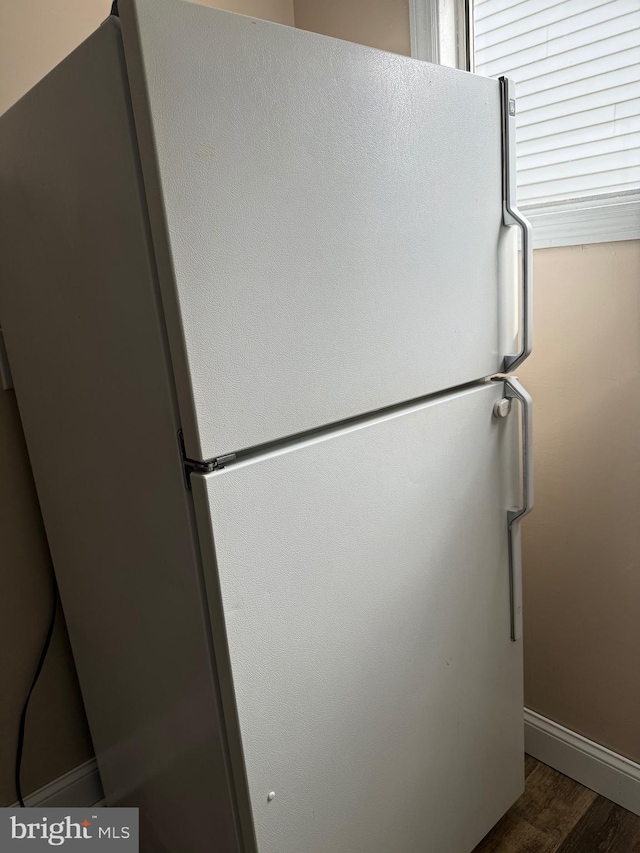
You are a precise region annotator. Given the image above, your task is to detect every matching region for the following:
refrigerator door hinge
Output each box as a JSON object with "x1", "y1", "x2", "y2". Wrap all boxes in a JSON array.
[
  {"x1": 0, "y1": 328, "x2": 14, "y2": 391},
  {"x1": 179, "y1": 432, "x2": 236, "y2": 489}
]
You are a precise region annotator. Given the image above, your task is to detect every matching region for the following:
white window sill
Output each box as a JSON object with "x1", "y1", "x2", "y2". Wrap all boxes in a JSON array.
[{"x1": 523, "y1": 191, "x2": 640, "y2": 250}]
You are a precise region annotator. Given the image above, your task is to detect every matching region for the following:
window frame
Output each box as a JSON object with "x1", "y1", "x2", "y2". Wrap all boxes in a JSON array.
[{"x1": 409, "y1": 0, "x2": 474, "y2": 72}]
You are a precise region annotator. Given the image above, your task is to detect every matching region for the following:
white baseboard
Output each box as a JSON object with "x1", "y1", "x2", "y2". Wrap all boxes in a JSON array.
[
  {"x1": 525, "y1": 708, "x2": 640, "y2": 817},
  {"x1": 10, "y1": 759, "x2": 104, "y2": 809}
]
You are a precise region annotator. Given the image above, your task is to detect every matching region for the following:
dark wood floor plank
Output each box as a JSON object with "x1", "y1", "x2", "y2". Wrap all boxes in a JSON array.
[
  {"x1": 524, "y1": 755, "x2": 539, "y2": 779},
  {"x1": 473, "y1": 761, "x2": 597, "y2": 853},
  {"x1": 555, "y1": 796, "x2": 640, "y2": 853}
]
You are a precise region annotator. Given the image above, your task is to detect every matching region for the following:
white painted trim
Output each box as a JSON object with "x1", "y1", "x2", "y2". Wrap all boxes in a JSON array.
[
  {"x1": 409, "y1": 0, "x2": 472, "y2": 69},
  {"x1": 524, "y1": 709, "x2": 640, "y2": 817},
  {"x1": 524, "y1": 192, "x2": 640, "y2": 249},
  {"x1": 9, "y1": 759, "x2": 104, "y2": 809},
  {"x1": 409, "y1": 0, "x2": 439, "y2": 64}
]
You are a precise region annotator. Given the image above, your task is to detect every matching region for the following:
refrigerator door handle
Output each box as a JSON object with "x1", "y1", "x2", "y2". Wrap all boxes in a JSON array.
[
  {"x1": 504, "y1": 376, "x2": 533, "y2": 641},
  {"x1": 501, "y1": 76, "x2": 533, "y2": 374}
]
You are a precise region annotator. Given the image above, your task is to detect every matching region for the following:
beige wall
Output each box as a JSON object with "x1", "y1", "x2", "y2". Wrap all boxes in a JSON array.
[
  {"x1": 0, "y1": 0, "x2": 295, "y2": 116},
  {"x1": 519, "y1": 240, "x2": 640, "y2": 763},
  {"x1": 0, "y1": 0, "x2": 293, "y2": 806},
  {"x1": 0, "y1": 1, "x2": 108, "y2": 115},
  {"x1": 294, "y1": 0, "x2": 410, "y2": 55}
]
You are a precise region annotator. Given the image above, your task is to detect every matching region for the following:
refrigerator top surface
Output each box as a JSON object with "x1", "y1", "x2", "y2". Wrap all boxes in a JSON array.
[{"x1": 121, "y1": 0, "x2": 508, "y2": 461}]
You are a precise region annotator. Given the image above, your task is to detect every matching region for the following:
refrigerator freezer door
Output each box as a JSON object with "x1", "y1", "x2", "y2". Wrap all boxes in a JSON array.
[
  {"x1": 192, "y1": 382, "x2": 524, "y2": 853},
  {"x1": 120, "y1": 0, "x2": 508, "y2": 461}
]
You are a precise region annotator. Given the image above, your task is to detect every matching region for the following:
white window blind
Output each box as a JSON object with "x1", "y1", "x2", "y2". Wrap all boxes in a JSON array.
[{"x1": 474, "y1": 0, "x2": 640, "y2": 245}]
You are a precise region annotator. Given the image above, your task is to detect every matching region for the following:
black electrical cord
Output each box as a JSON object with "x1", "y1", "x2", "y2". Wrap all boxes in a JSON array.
[{"x1": 15, "y1": 573, "x2": 59, "y2": 807}]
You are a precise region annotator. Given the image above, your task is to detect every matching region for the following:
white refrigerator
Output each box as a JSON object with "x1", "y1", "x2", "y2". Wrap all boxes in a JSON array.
[{"x1": 0, "y1": 1, "x2": 533, "y2": 851}]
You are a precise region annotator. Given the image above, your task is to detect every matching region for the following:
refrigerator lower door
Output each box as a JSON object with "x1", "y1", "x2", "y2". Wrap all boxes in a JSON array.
[{"x1": 192, "y1": 382, "x2": 524, "y2": 853}]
